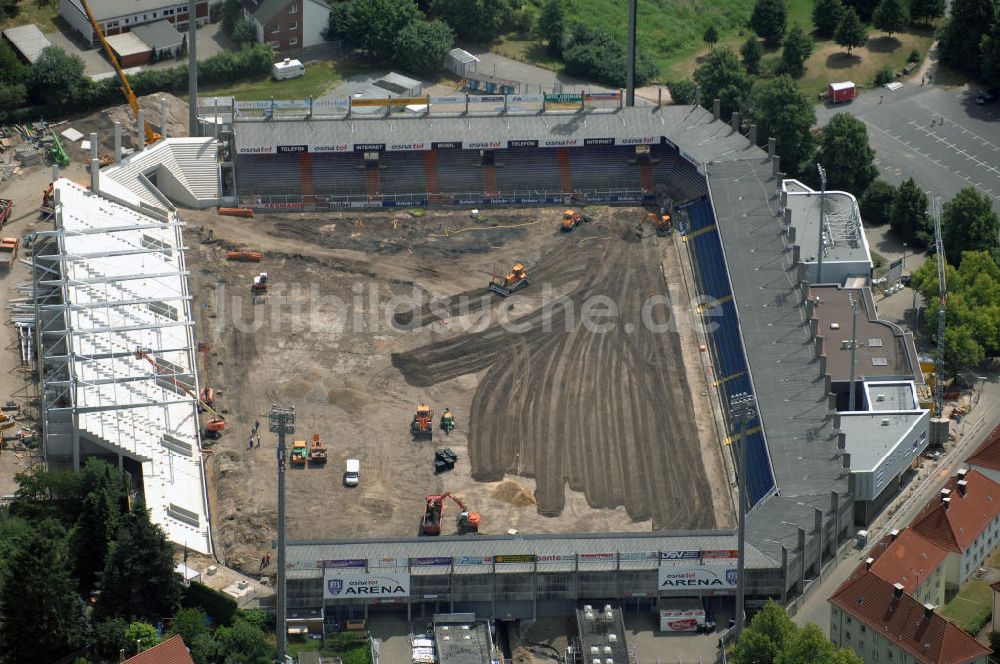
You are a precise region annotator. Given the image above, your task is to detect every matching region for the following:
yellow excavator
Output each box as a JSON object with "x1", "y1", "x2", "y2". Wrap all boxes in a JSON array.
[{"x1": 79, "y1": 0, "x2": 161, "y2": 146}]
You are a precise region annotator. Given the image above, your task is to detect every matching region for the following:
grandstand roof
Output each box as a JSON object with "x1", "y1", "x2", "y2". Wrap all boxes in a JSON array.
[
  {"x1": 48, "y1": 179, "x2": 211, "y2": 554},
  {"x1": 231, "y1": 106, "x2": 755, "y2": 165},
  {"x1": 783, "y1": 181, "x2": 871, "y2": 265},
  {"x1": 707, "y1": 157, "x2": 849, "y2": 560}
]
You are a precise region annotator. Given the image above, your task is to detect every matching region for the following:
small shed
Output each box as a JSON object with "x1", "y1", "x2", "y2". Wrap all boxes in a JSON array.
[
  {"x1": 447, "y1": 47, "x2": 478, "y2": 78},
  {"x1": 106, "y1": 32, "x2": 152, "y2": 67},
  {"x1": 2, "y1": 24, "x2": 52, "y2": 64},
  {"x1": 373, "y1": 72, "x2": 422, "y2": 97},
  {"x1": 133, "y1": 20, "x2": 183, "y2": 59}
]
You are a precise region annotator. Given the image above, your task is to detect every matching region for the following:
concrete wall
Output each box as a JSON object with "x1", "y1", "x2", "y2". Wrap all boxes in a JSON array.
[{"x1": 302, "y1": 0, "x2": 327, "y2": 48}]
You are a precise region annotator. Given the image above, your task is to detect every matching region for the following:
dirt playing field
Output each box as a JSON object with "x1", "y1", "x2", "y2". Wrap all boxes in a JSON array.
[{"x1": 181, "y1": 205, "x2": 734, "y2": 569}]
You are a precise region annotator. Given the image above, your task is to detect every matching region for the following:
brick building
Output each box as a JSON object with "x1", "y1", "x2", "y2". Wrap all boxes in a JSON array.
[
  {"x1": 240, "y1": 0, "x2": 329, "y2": 52},
  {"x1": 866, "y1": 528, "x2": 949, "y2": 607},
  {"x1": 59, "y1": 0, "x2": 208, "y2": 47}
]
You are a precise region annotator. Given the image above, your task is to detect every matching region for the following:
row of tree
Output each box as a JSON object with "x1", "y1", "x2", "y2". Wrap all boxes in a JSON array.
[
  {"x1": 939, "y1": 0, "x2": 1000, "y2": 86},
  {"x1": 0, "y1": 460, "x2": 272, "y2": 663},
  {"x1": 731, "y1": 601, "x2": 862, "y2": 664}
]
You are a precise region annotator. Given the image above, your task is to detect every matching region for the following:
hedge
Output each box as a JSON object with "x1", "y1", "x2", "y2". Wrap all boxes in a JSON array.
[{"x1": 182, "y1": 581, "x2": 238, "y2": 627}]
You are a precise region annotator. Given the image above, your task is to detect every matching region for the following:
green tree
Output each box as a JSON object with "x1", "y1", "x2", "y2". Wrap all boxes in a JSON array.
[
  {"x1": 844, "y1": 0, "x2": 878, "y2": 20},
  {"x1": 835, "y1": 8, "x2": 866, "y2": 54},
  {"x1": 694, "y1": 47, "x2": 751, "y2": 122},
  {"x1": 218, "y1": 0, "x2": 242, "y2": 36},
  {"x1": 781, "y1": 26, "x2": 813, "y2": 76},
  {"x1": 944, "y1": 324, "x2": 986, "y2": 374},
  {"x1": 816, "y1": 113, "x2": 877, "y2": 194},
  {"x1": 431, "y1": 0, "x2": 514, "y2": 42},
  {"x1": 909, "y1": 0, "x2": 944, "y2": 24},
  {"x1": 667, "y1": 79, "x2": 697, "y2": 104},
  {"x1": 873, "y1": 0, "x2": 910, "y2": 37},
  {"x1": 741, "y1": 36, "x2": 764, "y2": 74},
  {"x1": 31, "y1": 46, "x2": 90, "y2": 110},
  {"x1": 393, "y1": 19, "x2": 454, "y2": 75},
  {"x1": 536, "y1": 0, "x2": 565, "y2": 55},
  {"x1": 89, "y1": 618, "x2": 130, "y2": 662},
  {"x1": 748, "y1": 75, "x2": 816, "y2": 171},
  {"x1": 214, "y1": 618, "x2": 271, "y2": 664},
  {"x1": 732, "y1": 601, "x2": 797, "y2": 664},
  {"x1": 188, "y1": 633, "x2": 219, "y2": 664},
  {"x1": 124, "y1": 622, "x2": 159, "y2": 652},
  {"x1": 778, "y1": 624, "x2": 837, "y2": 664},
  {"x1": 0, "y1": 521, "x2": 85, "y2": 661},
  {"x1": 323, "y1": 2, "x2": 352, "y2": 43},
  {"x1": 939, "y1": 0, "x2": 995, "y2": 76},
  {"x1": 981, "y1": 31, "x2": 1000, "y2": 89},
  {"x1": 941, "y1": 187, "x2": 1000, "y2": 265},
  {"x1": 750, "y1": 0, "x2": 788, "y2": 46},
  {"x1": 0, "y1": 0, "x2": 18, "y2": 20},
  {"x1": 170, "y1": 607, "x2": 212, "y2": 644},
  {"x1": 12, "y1": 465, "x2": 85, "y2": 527},
  {"x1": 94, "y1": 508, "x2": 182, "y2": 622},
  {"x1": 69, "y1": 460, "x2": 128, "y2": 597},
  {"x1": 889, "y1": 178, "x2": 931, "y2": 246},
  {"x1": 563, "y1": 24, "x2": 658, "y2": 87},
  {"x1": 349, "y1": 0, "x2": 421, "y2": 61},
  {"x1": 705, "y1": 25, "x2": 720, "y2": 50},
  {"x1": 859, "y1": 180, "x2": 897, "y2": 226},
  {"x1": 230, "y1": 17, "x2": 257, "y2": 45},
  {"x1": 813, "y1": 0, "x2": 845, "y2": 38},
  {"x1": 0, "y1": 40, "x2": 29, "y2": 88},
  {"x1": 988, "y1": 630, "x2": 1000, "y2": 656}
]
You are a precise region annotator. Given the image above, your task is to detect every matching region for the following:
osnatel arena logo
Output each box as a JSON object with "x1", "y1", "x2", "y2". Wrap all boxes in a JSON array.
[
  {"x1": 237, "y1": 146, "x2": 274, "y2": 154},
  {"x1": 659, "y1": 568, "x2": 738, "y2": 588},
  {"x1": 327, "y1": 576, "x2": 406, "y2": 596}
]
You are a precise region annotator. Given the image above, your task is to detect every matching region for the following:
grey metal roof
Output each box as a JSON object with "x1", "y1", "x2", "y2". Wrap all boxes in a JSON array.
[
  {"x1": 66, "y1": 0, "x2": 183, "y2": 22},
  {"x1": 106, "y1": 31, "x2": 150, "y2": 58},
  {"x1": 133, "y1": 19, "x2": 183, "y2": 51},
  {"x1": 865, "y1": 381, "x2": 917, "y2": 411},
  {"x1": 706, "y1": 158, "x2": 850, "y2": 560},
  {"x1": 232, "y1": 105, "x2": 755, "y2": 164},
  {"x1": 285, "y1": 530, "x2": 777, "y2": 569},
  {"x1": 2, "y1": 24, "x2": 51, "y2": 64},
  {"x1": 841, "y1": 411, "x2": 925, "y2": 471},
  {"x1": 785, "y1": 186, "x2": 869, "y2": 263}
]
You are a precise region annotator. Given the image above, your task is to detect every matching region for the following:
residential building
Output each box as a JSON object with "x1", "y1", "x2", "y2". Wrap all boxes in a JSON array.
[
  {"x1": 966, "y1": 423, "x2": 1000, "y2": 485},
  {"x1": 240, "y1": 0, "x2": 330, "y2": 52},
  {"x1": 59, "y1": 0, "x2": 208, "y2": 47},
  {"x1": 829, "y1": 569, "x2": 990, "y2": 664},
  {"x1": 866, "y1": 528, "x2": 948, "y2": 607},
  {"x1": 911, "y1": 468, "x2": 1000, "y2": 593},
  {"x1": 123, "y1": 634, "x2": 195, "y2": 664}
]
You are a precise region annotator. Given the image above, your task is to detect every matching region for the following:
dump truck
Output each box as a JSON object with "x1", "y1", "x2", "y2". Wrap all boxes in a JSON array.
[
  {"x1": 309, "y1": 434, "x2": 327, "y2": 463},
  {"x1": 0, "y1": 237, "x2": 19, "y2": 270},
  {"x1": 488, "y1": 263, "x2": 529, "y2": 297},
  {"x1": 412, "y1": 404, "x2": 434, "y2": 440},
  {"x1": 290, "y1": 440, "x2": 308, "y2": 465},
  {"x1": 561, "y1": 209, "x2": 584, "y2": 231}
]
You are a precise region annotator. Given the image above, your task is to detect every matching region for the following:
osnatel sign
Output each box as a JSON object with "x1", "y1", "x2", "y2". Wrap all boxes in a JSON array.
[
  {"x1": 658, "y1": 565, "x2": 737, "y2": 590},
  {"x1": 324, "y1": 570, "x2": 410, "y2": 598}
]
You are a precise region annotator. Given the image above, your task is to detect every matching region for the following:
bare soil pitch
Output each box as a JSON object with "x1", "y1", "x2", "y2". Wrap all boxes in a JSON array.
[{"x1": 182, "y1": 206, "x2": 731, "y2": 569}]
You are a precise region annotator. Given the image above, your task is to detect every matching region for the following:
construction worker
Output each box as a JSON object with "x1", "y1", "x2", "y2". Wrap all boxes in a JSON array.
[{"x1": 441, "y1": 408, "x2": 455, "y2": 433}]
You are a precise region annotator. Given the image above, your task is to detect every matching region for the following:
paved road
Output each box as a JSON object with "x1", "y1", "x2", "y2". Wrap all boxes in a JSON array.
[{"x1": 815, "y1": 83, "x2": 1000, "y2": 210}]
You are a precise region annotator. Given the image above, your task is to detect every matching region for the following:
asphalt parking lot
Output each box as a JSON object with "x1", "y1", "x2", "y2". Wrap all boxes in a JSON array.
[{"x1": 815, "y1": 83, "x2": 1000, "y2": 209}]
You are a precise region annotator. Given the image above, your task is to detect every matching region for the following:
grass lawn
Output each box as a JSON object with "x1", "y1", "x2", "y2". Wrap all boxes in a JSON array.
[
  {"x1": 7, "y1": 0, "x2": 61, "y2": 33},
  {"x1": 191, "y1": 60, "x2": 350, "y2": 101},
  {"x1": 286, "y1": 633, "x2": 372, "y2": 664},
  {"x1": 989, "y1": 547, "x2": 1000, "y2": 568},
  {"x1": 941, "y1": 579, "x2": 993, "y2": 634}
]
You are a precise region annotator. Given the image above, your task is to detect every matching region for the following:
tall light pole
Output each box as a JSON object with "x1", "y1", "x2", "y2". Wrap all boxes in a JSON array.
[
  {"x1": 626, "y1": 0, "x2": 637, "y2": 107},
  {"x1": 729, "y1": 392, "x2": 756, "y2": 639},
  {"x1": 270, "y1": 404, "x2": 295, "y2": 664},
  {"x1": 848, "y1": 294, "x2": 858, "y2": 412},
  {"x1": 187, "y1": 0, "x2": 198, "y2": 136},
  {"x1": 816, "y1": 163, "x2": 827, "y2": 285}
]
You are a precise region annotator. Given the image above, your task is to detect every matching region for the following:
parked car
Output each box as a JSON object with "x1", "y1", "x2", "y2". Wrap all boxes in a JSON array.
[
  {"x1": 976, "y1": 89, "x2": 998, "y2": 104},
  {"x1": 925, "y1": 449, "x2": 942, "y2": 460}
]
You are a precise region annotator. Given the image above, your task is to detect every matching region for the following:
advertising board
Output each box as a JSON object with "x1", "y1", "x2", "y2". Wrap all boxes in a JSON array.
[
  {"x1": 659, "y1": 607, "x2": 706, "y2": 632},
  {"x1": 535, "y1": 553, "x2": 575, "y2": 564},
  {"x1": 454, "y1": 555, "x2": 492, "y2": 566},
  {"x1": 429, "y1": 95, "x2": 466, "y2": 104},
  {"x1": 323, "y1": 570, "x2": 410, "y2": 598},
  {"x1": 494, "y1": 554, "x2": 535, "y2": 564},
  {"x1": 661, "y1": 550, "x2": 701, "y2": 561},
  {"x1": 578, "y1": 553, "x2": 615, "y2": 562},
  {"x1": 658, "y1": 565, "x2": 737, "y2": 590},
  {"x1": 321, "y1": 559, "x2": 367, "y2": 569},
  {"x1": 544, "y1": 93, "x2": 583, "y2": 103},
  {"x1": 411, "y1": 557, "x2": 453, "y2": 566}
]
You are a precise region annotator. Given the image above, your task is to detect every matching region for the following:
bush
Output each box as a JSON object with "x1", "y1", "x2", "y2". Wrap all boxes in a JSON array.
[
  {"x1": 562, "y1": 23, "x2": 658, "y2": 87},
  {"x1": 392, "y1": 19, "x2": 454, "y2": 76},
  {"x1": 874, "y1": 64, "x2": 896, "y2": 85},
  {"x1": 859, "y1": 180, "x2": 897, "y2": 226},
  {"x1": 667, "y1": 79, "x2": 697, "y2": 105},
  {"x1": 908, "y1": 48, "x2": 920, "y2": 63},
  {"x1": 182, "y1": 582, "x2": 238, "y2": 627}
]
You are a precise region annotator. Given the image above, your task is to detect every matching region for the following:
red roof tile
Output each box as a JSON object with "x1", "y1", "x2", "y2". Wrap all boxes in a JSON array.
[
  {"x1": 966, "y1": 424, "x2": 1000, "y2": 471},
  {"x1": 910, "y1": 469, "x2": 1000, "y2": 553},
  {"x1": 867, "y1": 528, "x2": 949, "y2": 594},
  {"x1": 123, "y1": 635, "x2": 195, "y2": 664},
  {"x1": 830, "y1": 570, "x2": 990, "y2": 664}
]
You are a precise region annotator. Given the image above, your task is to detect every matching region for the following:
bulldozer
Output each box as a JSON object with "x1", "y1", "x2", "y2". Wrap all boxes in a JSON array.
[
  {"x1": 290, "y1": 440, "x2": 308, "y2": 465},
  {"x1": 309, "y1": 434, "x2": 327, "y2": 463},
  {"x1": 488, "y1": 263, "x2": 529, "y2": 297},
  {"x1": 560, "y1": 209, "x2": 590, "y2": 232},
  {"x1": 412, "y1": 404, "x2": 434, "y2": 440},
  {"x1": 421, "y1": 492, "x2": 481, "y2": 536}
]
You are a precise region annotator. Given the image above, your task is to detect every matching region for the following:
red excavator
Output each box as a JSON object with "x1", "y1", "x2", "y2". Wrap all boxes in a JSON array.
[
  {"x1": 421, "y1": 491, "x2": 481, "y2": 536},
  {"x1": 411, "y1": 404, "x2": 434, "y2": 440}
]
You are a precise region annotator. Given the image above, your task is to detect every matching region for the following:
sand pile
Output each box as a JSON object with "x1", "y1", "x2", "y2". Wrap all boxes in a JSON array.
[
  {"x1": 493, "y1": 480, "x2": 537, "y2": 507},
  {"x1": 65, "y1": 93, "x2": 191, "y2": 155}
]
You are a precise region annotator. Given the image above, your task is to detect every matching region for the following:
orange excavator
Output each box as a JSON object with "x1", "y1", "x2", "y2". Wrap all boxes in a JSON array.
[
  {"x1": 134, "y1": 347, "x2": 225, "y2": 435},
  {"x1": 560, "y1": 209, "x2": 589, "y2": 232},
  {"x1": 421, "y1": 492, "x2": 481, "y2": 536},
  {"x1": 644, "y1": 210, "x2": 673, "y2": 236},
  {"x1": 488, "y1": 263, "x2": 530, "y2": 297},
  {"x1": 309, "y1": 434, "x2": 327, "y2": 463},
  {"x1": 411, "y1": 404, "x2": 434, "y2": 440}
]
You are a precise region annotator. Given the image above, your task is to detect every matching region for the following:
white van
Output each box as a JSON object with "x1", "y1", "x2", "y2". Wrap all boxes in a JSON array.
[
  {"x1": 272, "y1": 58, "x2": 305, "y2": 81},
  {"x1": 344, "y1": 459, "x2": 360, "y2": 487}
]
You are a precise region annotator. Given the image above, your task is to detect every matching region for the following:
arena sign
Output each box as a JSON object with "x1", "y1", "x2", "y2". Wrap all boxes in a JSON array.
[
  {"x1": 323, "y1": 570, "x2": 410, "y2": 598},
  {"x1": 658, "y1": 565, "x2": 737, "y2": 590}
]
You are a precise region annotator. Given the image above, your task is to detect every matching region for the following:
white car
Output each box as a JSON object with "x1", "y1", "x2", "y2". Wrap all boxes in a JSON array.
[{"x1": 344, "y1": 459, "x2": 360, "y2": 487}]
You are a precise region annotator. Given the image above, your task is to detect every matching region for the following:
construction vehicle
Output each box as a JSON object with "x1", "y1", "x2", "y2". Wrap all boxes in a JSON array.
[
  {"x1": 199, "y1": 386, "x2": 216, "y2": 407},
  {"x1": 643, "y1": 210, "x2": 673, "y2": 236},
  {"x1": 133, "y1": 347, "x2": 225, "y2": 429},
  {"x1": 309, "y1": 434, "x2": 327, "y2": 463},
  {"x1": 227, "y1": 250, "x2": 263, "y2": 262},
  {"x1": 412, "y1": 404, "x2": 434, "y2": 440},
  {"x1": 78, "y1": 0, "x2": 160, "y2": 146},
  {"x1": 0, "y1": 199, "x2": 12, "y2": 228},
  {"x1": 41, "y1": 183, "x2": 53, "y2": 211},
  {"x1": 0, "y1": 407, "x2": 16, "y2": 432},
  {"x1": 488, "y1": 263, "x2": 529, "y2": 297},
  {"x1": 49, "y1": 130, "x2": 69, "y2": 167},
  {"x1": 560, "y1": 209, "x2": 590, "y2": 231},
  {"x1": 290, "y1": 440, "x2": 308, "y2": 465},
  {"x1": 0, "y1": 237, "x2": 19, "y2": 270},
  {"x1": 440, "y1": 408, "x2": 455, "y2": 434},
  {"x1": 204, "y1": 417, "x2": 225, "y2": 439},
  {"x1": 421, "y1": 492, "x2": 480, "y2": 536},
  {"x1": 251, "y1": 272, "x2": 268, "y2": 296}
]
